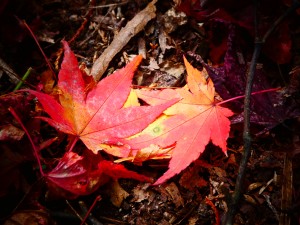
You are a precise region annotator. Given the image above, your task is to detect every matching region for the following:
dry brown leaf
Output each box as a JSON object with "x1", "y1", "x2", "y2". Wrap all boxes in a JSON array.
[
  {"x1": 0, "y1": 124, "x2": 24, "y2": 141},
  {"x1": 164, "y1": 182, "x2": 184, "y2": 208},
  {"x1": 3, "y1": 210, "x2": 53, "y2": 225},
  {"x1": 109, "y1": 180, "x2": 129, "y2": 207},
  {"x1": 179, "y1": 165, "x2": 208, "y2": 190},
  {"x1": 132, "y1": 183, "x2": 154, "y2": 203}
]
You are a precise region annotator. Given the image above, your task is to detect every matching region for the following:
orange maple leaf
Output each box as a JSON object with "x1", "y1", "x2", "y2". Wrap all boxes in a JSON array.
[
  {"x1": 27, "y1": 41, "x2": 177, "y2": 157},
  {"x1": 128, "y1": 56, "x2": 234, "y2": 184}
]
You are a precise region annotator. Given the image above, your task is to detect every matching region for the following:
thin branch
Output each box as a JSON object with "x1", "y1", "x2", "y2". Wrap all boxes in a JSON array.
[
  {"x1": 224, "y1": 43, "x2": 262, "y2": 225},
  {"x1": 262, "y1": 2, "x2": 300, "y2": 43},
  {"x1": 23, "y1": 20, "x2": 56, "y2": 80},
  {"x1": 79, "y1": 196, "x2": 102, "y2": 225},
  {"x1": 224, "y1": 1, "x2": 300, "y2": 224},
  {"x1": 90, "y1": 0, "x2": 157, "y2": 81}
]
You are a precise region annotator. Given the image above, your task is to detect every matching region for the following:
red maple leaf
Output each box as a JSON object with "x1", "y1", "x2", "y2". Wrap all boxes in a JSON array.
[
  {"x1": 46, "y1": 150, "x2": 150, "y2": 197},
  {"x1": 128, "y1": 57, "x2": 233, "y2": 185},
  {"x1": 27, "y1": 41, "x2": 177, "y2": 157}
]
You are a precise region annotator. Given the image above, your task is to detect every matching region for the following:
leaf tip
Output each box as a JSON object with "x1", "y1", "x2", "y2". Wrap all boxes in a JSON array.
[
  {"x1": 131, "y1": 55, "x2": 143, "y2": 69},
  {"x1": 61, "y1": 40, "x2": 70, "y2": 51}
]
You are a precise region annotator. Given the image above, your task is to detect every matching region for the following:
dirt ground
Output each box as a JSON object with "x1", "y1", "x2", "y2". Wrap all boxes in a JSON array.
[{"x1": 0, "y1": 0, "x2": 300, "y2": 224}]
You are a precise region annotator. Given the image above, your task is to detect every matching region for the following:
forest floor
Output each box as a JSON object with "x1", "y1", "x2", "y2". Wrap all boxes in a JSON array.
[{"x1": 0, "y1": 0, "x2": 300, "y2": 225}]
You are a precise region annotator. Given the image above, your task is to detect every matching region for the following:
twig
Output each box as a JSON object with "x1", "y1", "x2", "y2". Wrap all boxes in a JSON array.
[
  {"x1": 65, "y1": 200, "x2": 86, "y2": 224},
  {"x1": 88, "y1": 1, "x2": 129, "y2": 9},
  {"x1": 91, "y1": 0, "x2": 157, "y2": 81},
  {"x1": 262, "y1": 2, "x2": 300, "y2": 43},
  {"x1": 224, "y1": 1, "x2": 300, "y2": 224},
  {"x1": 23, "y1": 21, "x2": 56, "y2": 79},
  {"x1": 79, "y1": 196, "x2": 103, "y2": 225},
  {"x1": 279, "y1": 152, "x2": 293, "y2": 225},
  {"x1": 68, "y1": 0, "x2": 95, "y2": 44},
  {"x1": 54, "y1": 0, "x2": 95, "y2": 70},
  {"x1": 224, "y1": 43, "x2": 262, "y2": 225}
]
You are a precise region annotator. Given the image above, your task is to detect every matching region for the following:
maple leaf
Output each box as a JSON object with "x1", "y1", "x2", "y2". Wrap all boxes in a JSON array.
[
  {"x1": 194, "y1": 26, "x2": 300, "y2": 129},
  {"x1": 46, "y1": 150, "x2": 150, "y2": 197},
  {"x1": 115, "y1": 144, "x2": 175, "y2": 164},
  {"x1": 27, "y1": 41, "x2": 177, "y2": 157},
  {"x1": 128, "y1": 57, "x2": 233, "y2": 185},
  {"x1": 46, "y1": 151, "x2": 99, "y2": 196}
]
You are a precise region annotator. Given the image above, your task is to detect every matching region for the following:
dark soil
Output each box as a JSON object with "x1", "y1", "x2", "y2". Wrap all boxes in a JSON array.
[{"x1": 1, "y1": 0, "x2": 300, "y2": 225}]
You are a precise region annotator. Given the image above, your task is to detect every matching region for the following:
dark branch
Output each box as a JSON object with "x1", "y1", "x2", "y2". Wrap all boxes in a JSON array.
[{"x1": 224, "y1": 1, "x2": 300, "y2": 224}]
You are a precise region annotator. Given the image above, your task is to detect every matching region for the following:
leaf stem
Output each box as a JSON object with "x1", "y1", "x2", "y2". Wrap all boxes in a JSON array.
[
  {"x1": 22, "y1": 20, "x2": 56, "y2": 80},
  {"x1": 8, "y1": 107, "x2": 44, "y2": 176},
  {"x1": 68, "y1": 136, "x2": 79, "y2": 152},
  {"x1": 216, "y1": 87, "x2": 281, "y2": 106}
]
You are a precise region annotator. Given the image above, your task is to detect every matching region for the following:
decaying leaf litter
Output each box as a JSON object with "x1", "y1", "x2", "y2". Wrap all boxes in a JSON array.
[{"x1": 1, "y1": 0, "x2": 300, "y2": 225}]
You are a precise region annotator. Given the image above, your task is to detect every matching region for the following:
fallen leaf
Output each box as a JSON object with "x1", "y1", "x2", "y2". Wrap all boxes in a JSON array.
[
  {"x1": 3, "y1": 210, "x2": 52, "y2": 225},
  {"x1": 39, "y1": 69, "x2": 55, "y2": 94},
  {"x1": 46, "y1": 150, "x2": 150, "y2": 196},
  {"x1": 131, "y1": 183, "x2": 153, "y2": 203},
  {"x1": 115, "y1": 144, "x2": 174, "y2": 164},
  {"x1": 97, "y1": 160, "x2": 151, "y2": 182},
  {"x1": 179, "y1": 165, "x2": 208, "y2": 190},
  {"x1": 109, "y1": 180, "x2": 129, "y2": 207},
  {"x1": 164, "y1": 182, "x2": 184, "y2": 208},
  {"x1": 0, "y1": 124, "x2": 24, "y2": 141},
  {"x1": 193, "y1": 26, "x2": 300, "y2": 129},
  {"x1": 28, "y1": 41, "x2": 177, "y2": 157},
  {"x1": 46, "y1": 151, "x2": 102, "y2": 196},
  {"x1": 123, "y1": 89, "x2": 140, "y2": 108},
  {"x1": 129, "y1": 57, "x2": 233, "y2": 184}
]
